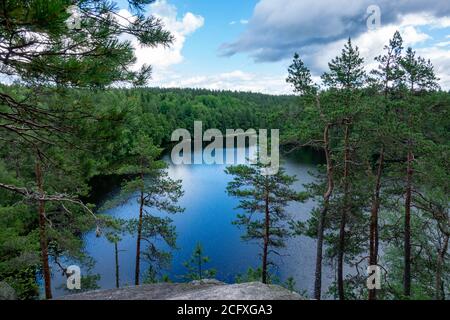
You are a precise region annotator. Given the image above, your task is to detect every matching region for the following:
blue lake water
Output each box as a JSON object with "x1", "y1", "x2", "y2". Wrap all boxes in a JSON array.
[{"x1": 51, "y1": 148, "x2": 333, "y2": 298}]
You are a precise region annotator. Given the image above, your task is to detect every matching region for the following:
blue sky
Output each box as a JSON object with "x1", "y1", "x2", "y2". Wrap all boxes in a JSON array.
[
  {"x1": 117, "y1": 0, "x2": 450, "y2": 94},
  {"x1": 151, "y1": 0, "x2": 279, "y2": 75}
]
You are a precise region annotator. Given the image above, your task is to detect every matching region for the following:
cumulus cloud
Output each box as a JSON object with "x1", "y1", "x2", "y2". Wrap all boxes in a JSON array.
[
  {"x1": 436, "y1": 41, "x2": 450, "y2": 47},
  {"x1": 118, "y1": 0, "x2": 450, "y2": 93},
  {"x1": 416, "y1": 46, "x2": 450, "y2": 89},
  {"x1": 289, "y1": 15, "x2": 450, "y2": 90},
  {"x1": 120, "y1": 0, "x2": 204, "y2": 71},
  {"x1": 220, "y1": 0, "x2": 450, "y2": 62},
  {"x1": 308, "y1": 21, "x2": 431, "y2": 70},
  {"x1": 151, "y1": 19, "x2": 449, "y2": 93}
]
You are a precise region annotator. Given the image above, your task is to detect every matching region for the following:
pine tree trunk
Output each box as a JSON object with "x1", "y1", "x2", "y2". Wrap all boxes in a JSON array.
[
  {"x1": 369, "y1": 147, "x2": 384, "y2": 300},
  {"x1": 314, "y1": 124, "x2": 334, "y2": 300},
  {"x1": 198, "y1": 254, "x2": 202, "y2": 279},
  {"x1": 115, "y1": 242, "x2": 120, "y2": 288},
  {"x1": 435, "y1": 235, "x2": 449, "y2": 300},
  {"x1": 337, "y1": 211, "x2": 346, "y2": 300},
  {"x1": 262, "y1": 189, "x2": 270, "y2": 284},
  {"x1": 404, "y1": 147, "x2": 413, "y2": 297},
  {"x1": 315, "y1": 209, "x2": 326, "y2": 299},
  {"x1": 135, "y1": 171, "x2": 145, "y2": 286},
  {"x1": 338, "y1": 122, "x2": 350, "y2": 300},
  {"x1": 35, "y1": 156, "x2": 52, "y2": 299}
]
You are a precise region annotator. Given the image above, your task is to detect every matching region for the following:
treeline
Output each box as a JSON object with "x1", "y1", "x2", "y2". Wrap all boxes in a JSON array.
[{"x1": 85, "y1": 87, "x2": 297, "y2": 147}]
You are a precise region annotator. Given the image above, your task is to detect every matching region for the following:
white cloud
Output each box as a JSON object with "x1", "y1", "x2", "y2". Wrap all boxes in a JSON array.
[
  {"x1": 416, "y1": 46, "x2": 450, "y2": 90},
  {"x1": 152, "y1": 70, "x2": 291, "y2": 95},
  {"x1": 398, "y1": 13, "x2": 450, "y2": 29},
  {"x1": 230, "y1": 19, "x2": 250, "y2": 26},
  {"x1": 221, "y1": 0, "x2": 450, "y2": 62},
  {"x1": 120, "y1": 0, "x2": 204, "y2": 72},
  {"x1": 151, "y1": 16, "x2": 450, "y2": 93},
  {"x1": 118, "y1": 0, "x2": 450, "y2": 93},
  {"x1": 291, "y1": 14, "x2": 450, "y2": 90},
  {"x1": 436, "y1": 41, "x2": 450, "y2": 47}
]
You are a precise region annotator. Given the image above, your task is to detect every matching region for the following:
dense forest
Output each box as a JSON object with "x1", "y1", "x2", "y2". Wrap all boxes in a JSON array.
[
  {"x1": 0, "y1": 84, "x2": 299, "y2": 298},
  {"x1": 0, "y1": 0, "x2": 449, "y2": 301}
]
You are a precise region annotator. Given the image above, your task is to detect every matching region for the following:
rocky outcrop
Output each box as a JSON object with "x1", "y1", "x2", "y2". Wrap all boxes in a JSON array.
[
  {"x1": 58, "y1": 280, "x2": 303, "y2": 300},
  {"x1": 0, "y1": 281, "x2": 17, "y2": 300}
]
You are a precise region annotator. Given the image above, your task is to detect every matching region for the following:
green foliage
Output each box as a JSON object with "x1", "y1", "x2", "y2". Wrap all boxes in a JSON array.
[
  {"x1": 0, "y1": 5, "x2": 449, "y2": 300},
  {"x1": 143, "y1": 266, "x2": 173, "y2": 284},
  {"x1": 235, "y1": 267, "x2": 266, "y2": 283},
  {"x1": 285, "y1": 31, "x2": 449, "y2": 300},
  {"x1": 183, "y1": 243, "x2": 216, "y2": 281},
  {"x1": 226, "y1": 159, "x2": 303, "y2": 282},
  {"x1": 284, "y1": 277, "x2": 296, "y2": 292},
  {"x1": 322, "y1": 38, "x2": 366, "y2": 90},
  {"x1": 0, "y1": 0, "x2": 173, "y2": 299},
  {"x1": 287, "y1": 53, "x2": 317, "y2": 95},
  {"x1": 235, "y1": 268, "x2": 302, "y2": 296},
  {"x1": 60, "y1": 274, "x2": 101, "y2": 294}
]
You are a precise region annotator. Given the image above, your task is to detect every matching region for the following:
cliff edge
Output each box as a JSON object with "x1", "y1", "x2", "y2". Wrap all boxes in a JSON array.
[{"x1": 57, "y1": 280, "x2": 303, "y2": 300}]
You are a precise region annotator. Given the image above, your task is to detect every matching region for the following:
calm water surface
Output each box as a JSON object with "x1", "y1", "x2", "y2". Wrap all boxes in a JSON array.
[{"x1": 51, "y1": 148, "x2": 333, "y2": 298}]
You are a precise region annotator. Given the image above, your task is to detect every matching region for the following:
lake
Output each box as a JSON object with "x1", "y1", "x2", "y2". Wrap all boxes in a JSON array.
[{"x1": 50, "y1": 147, "x2": 334, "y2": 298}]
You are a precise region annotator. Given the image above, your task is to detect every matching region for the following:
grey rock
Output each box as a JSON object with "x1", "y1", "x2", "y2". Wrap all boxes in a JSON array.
[
  {"x1": 169, "y1": 282, "x2": 302, "y2": 300},
  {"x1": 0, "y1": 281, "x2": 17, "y2": 300},
  {"x1": 190, "y1": 279, "x2": 223, "y2": 286},
  {"x1": 58, "y1": 280, "x2": 303, "y2": 300}
]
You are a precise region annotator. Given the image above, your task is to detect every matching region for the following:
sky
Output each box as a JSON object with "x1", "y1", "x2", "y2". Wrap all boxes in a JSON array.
[{"x1": 114, "y1": 1, "x2": 449, "y2": 94}]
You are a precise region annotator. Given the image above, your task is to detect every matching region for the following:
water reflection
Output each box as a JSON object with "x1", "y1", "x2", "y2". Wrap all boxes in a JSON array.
[{"x1": 51, "y1": 148, "x2": 333, "y2": 298}]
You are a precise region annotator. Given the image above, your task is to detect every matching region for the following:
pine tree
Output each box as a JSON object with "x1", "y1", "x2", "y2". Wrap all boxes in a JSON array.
[
  {"x1": 183, "y1": 243, "x2": 216, "y2": 281},
  {"x1": 0, "y1": 0, "x2": 173, "y2": 299},
  {"x1": 226, "y1": 160, "x2": 302, "y2": 284},
  {"x1": 398, "y1": 47, "x2": 440, "y2": 297},
  {"x1": 0, "y1": 0, "x2": 172, "y2": 145},
  {"x1": 321, "y1": 38, "x2": 366, "y2": 300},
  {"x1": 287, "y1": 53, "x2": 318, "y2": 96},
  {"x1": 104, "y1": 219, "x2": 127, "y2": 289},
  {"x1": 104, "y1": 135, "x2": 184, "y2": 285},
  {"x1": 366, "y1": 31, "x2": 404, "y2": 300},
  {"x1": 286, "y1": 53, "x2": 334, "y2": 300}
]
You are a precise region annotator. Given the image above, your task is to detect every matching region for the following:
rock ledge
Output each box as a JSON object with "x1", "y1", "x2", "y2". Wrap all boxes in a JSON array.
[{"x1": 58, "y1": 280, "x2": 303, "y2": 300}]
